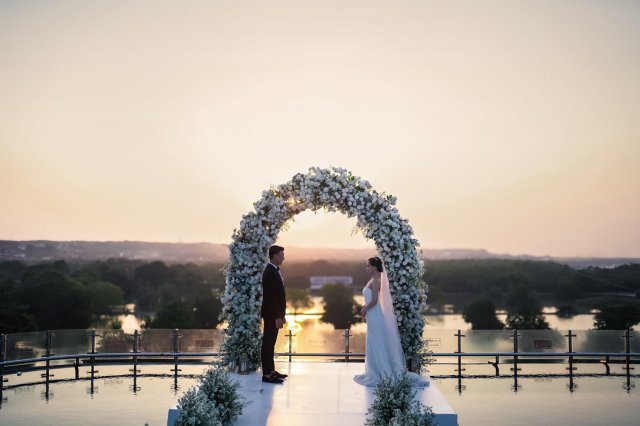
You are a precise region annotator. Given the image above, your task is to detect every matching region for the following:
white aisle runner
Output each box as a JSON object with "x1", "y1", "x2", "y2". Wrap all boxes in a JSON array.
[{"x1": 167, "y1": 361, "x2": 458, "y2": 426}]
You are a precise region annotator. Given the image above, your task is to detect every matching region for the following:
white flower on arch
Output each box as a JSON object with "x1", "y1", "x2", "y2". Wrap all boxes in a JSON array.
[{"x1": 220, "y1": 166, "x2": 429, "y2": 369}]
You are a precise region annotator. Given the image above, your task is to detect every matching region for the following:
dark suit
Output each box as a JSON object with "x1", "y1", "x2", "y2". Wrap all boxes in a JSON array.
[{"x1": 261, "y1": 263, "x2": 286, "y2": 374}]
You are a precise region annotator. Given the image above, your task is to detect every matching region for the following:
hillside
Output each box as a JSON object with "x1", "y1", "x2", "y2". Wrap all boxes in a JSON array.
[{"x1": 1, "y1": 240, "x2": 638, "y2": 268}]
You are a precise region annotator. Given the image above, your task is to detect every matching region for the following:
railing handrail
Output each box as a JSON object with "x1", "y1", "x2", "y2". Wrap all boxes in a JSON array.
[
  {"x1": 1, "y1": 327, "x2": 638, "y2": 334},
  {"x1": 1, "y1": 328, "x2": 637, "y2": 371},
  {"x1": 1, "y1": 350, "x2": 639, "y2": 368}
]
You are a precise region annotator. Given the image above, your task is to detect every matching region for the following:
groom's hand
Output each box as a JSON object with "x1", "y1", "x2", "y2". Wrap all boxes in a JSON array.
[{"x1": 275, "y1": 318, "x2": 284, "y2": 329}]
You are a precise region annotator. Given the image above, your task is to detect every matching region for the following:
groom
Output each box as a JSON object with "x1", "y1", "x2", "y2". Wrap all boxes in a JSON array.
[{"x1": 261, "y1": 245, "x2": 288, "y2": 384}]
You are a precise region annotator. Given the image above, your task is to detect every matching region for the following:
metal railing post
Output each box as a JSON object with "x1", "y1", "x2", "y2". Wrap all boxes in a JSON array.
[
  {"x1": 131, "y1": 330, "x2": 141, "y2": 394},
  {"x1": 454, "y1": 329, "x2": 465, "y2": 377},
  {"x1": 511, "y1": 329, "x2": 520, "y2": 373},
  {"x1": 89, "y1": 328, "x2": 96, "y2": 356},
  {"x1": 0, "y1": 333, "x2": 6, "y2": 390},
  {"x1": 287, "y1": 330, "x2": 294, "y2": 363},
  {"x1": 43, "y1": 330, "x2": 52, "y2": 381},
  {"x1": 510, "y1": 329, "x2": 522, "y2": 392},
  {"x1": 623, "y1": 329, "x2": 634, "y2": 375},
  {"x1": 566, "y1": 329, "x2": 577, "y2": 391},
  {"x1": 172, "y1": 329, "x2": 180, "y2": 353},
  {"x1": 171, "y1": 329, "x2": 182, "y2": 376},
  {"x1": 565, "y1": 330, "x2": 576, "y2": 374},
  {"x1": 344, "y1": 329, "x2": 352, "y2": 362},
  {"x1": 0, "y1": 333, "x2": 5, "y2": 366},
  {"x1": 130, "y1": 330, "x2": 141, "y2": 375},
  {"x1": 38, "y1": 330, "x2": 54, "y2": 399},
  {"x1": 623, "y1": 329, "x2": 635, "y2": 391},
  {"x1": 133, "y1": 330, "x2": 140, "y2": 354},
  {"x1": 87, "y1": 328, "x2": 99, "y2": 379},
  {"x1": 46, "y1": 329, "x2": 52, "y2": 356}
]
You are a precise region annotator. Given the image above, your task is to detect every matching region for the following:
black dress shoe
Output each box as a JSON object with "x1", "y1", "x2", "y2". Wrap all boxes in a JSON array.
[
  {"x1": 262, "y1": 375, "x2": 284, "y2": 384},
  {"x1": 273, "y1": 371, "x2": 288, "y2": 379}
]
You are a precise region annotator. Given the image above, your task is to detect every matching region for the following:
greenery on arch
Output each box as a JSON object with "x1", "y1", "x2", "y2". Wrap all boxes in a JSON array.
[{"x1": 220, "y1": 167, "x2": 429, "y2": 370}]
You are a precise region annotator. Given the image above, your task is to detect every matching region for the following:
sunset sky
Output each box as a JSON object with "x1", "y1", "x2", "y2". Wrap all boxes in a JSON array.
[{"x1": 1, "y1": 0, "x2": 639, "y2": 257}]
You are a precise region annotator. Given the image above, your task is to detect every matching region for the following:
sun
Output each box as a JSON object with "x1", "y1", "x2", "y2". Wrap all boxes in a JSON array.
[
  {"x1": 277, "y1": 209, "x2": 369, "y2": 249},
  {"x1": 285, "y1": 209, "x2": 332, "y2": 231}
]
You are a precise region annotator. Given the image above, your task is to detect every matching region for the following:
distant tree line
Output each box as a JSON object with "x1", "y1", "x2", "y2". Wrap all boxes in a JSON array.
[
  {"x1": 2, "y1": 258, "x2": 639, "y2": 333},
  {"x1": 427, "y1": 259, "x2": 640, "y2": 330},
  {"x1": 0, "y1": 259, "x2": 225, "y2": 333},
  {"x1": 425, "y1": 259, "x2": 640, "y2": 296},
  {"x1": 462, "y1": 284, "x2": 552, "y2": 331}
]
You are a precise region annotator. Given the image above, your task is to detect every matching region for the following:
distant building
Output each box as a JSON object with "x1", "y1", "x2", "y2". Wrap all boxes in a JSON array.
[{"x1": 310, "y1": 276, "x2": 353, "y2": 292}]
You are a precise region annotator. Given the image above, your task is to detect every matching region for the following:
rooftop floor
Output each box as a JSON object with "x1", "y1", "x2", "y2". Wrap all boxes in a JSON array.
[{"x1": 168, "y1": 361, "x2": 458, "y2": 425}]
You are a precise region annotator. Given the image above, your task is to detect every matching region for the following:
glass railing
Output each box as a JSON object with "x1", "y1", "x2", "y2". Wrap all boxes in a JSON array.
[
  {"x1": 178, "y1": 329, "x2": 226, "y2": 353},
  {"x1": 573, "y1": 330, "x2": 626, "y2": 354},
  {"x1": 96, "y1": 329, "x2": 135, "y2": 354},
  {"x1": 464, "y1": 330, "x2": 518, "y2": 354},
  {"x1": 2, "y1": 328, "x2": 639, "y2": 366},
  {"x1": 274, "y1": 327, "x2": 357, "y2": 361},
  {"x1": 422, "y1": 329, "x2": 462, "y2": 354},
  {"x1": 517, "y1": 329, "x2": 569, "y2": 353},
  {"x1": 632, "y1": 330, "x2": 640, "y2": 353},
  {"x1": 3, "y1": 331, "x2": 47, "y2": 361},
  {"x1": 51, "y1": 329, "x2": 92, "y2": 357},
  {"x1": 138, "y1": 329, "x2": 175, "y2": 353}
]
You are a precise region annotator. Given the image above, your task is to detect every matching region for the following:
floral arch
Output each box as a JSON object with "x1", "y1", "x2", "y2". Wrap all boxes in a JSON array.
[{"x1": 220, "y1": 167, "x2": 429, "y2": 370}]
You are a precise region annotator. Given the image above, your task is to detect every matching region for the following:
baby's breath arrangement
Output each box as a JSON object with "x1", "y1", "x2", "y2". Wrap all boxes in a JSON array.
[
  {"x1": 366, "y1": 372, "x2": 436, "y2": 426},
  {"x1": 176, "y1": 366, "x2": 248, "y2": 426}
]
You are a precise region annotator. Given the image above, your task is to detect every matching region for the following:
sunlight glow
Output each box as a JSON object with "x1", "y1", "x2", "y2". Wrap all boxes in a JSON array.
[
  {"x1": 284, "y1": 317, "x2": 303, "y2": 334},
  {"x1": 1, "y1": 0, "x2": 638, "y2": 256},
  {"x1": 277, "y1": 210, "x2": 371, "y2": 249}
]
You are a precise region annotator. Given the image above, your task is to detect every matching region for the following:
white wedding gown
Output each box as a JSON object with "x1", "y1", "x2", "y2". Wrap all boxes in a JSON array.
[{"x1": 353, "y1": 282, "x2": 430, "y2": 388}]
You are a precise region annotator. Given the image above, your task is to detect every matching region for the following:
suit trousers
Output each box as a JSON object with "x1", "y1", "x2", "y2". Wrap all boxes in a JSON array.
[{"x1": 261, "y1": 317, "x2": 278, "y2": 374}]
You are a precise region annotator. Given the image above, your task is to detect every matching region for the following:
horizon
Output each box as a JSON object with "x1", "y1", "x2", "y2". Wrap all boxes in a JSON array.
[
  {"x1": 1, "y1": 1, "x2": 639, "y2": 258},
  {"x1": 3, "y1": 238, "x2": 640, "y2": 261}
]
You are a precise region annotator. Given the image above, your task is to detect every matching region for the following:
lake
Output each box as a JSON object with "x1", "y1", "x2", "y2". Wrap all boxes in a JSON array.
[
  {"x1": 1, "y1": 360, "x2": 638, "y2": 425},
  {"x1": 104, "y1": 296, "x2": 608, "y2": 336}
]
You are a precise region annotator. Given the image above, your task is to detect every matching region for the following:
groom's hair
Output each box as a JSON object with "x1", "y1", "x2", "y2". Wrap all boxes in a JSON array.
[
  {"x1": 368, "y1": 256, "x2": 384, "y2": 272},
  {"x1": 269, "y1": 245, "x2": 285, "y2": 260}
]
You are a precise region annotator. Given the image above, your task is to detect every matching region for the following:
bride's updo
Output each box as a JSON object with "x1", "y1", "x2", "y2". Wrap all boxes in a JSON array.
[{"x1": 368, "y1": 256, "x2": 384, "y2": 272}]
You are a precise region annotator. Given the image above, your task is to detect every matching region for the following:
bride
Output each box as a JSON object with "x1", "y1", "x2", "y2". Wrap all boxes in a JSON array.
[{"x1": 353, "y1": 256, "x2": 430, "y2": 388}]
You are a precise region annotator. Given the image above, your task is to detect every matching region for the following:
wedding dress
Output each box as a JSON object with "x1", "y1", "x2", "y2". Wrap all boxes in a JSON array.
[{"x1": 353, "y1": 271, "x2": 430, "y2": 388}]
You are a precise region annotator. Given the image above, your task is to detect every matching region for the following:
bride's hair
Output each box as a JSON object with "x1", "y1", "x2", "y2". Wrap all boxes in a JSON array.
[{"x1": 368, "y1": 256, "x2": 384, "y2": 272}]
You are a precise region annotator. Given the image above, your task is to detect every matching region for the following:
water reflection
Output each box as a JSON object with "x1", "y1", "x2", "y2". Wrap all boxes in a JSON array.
[
  {"x1": 5, "y1": 318, "x2": 629, "y2": 366},
  {"x1": 96, "y1": 296, "x2": 611, "y2": 336},
  {"x1": 284, "y1": 315, "x2": 303, "y2": 335},
  {"x1": 114, "y1": 310, "x2": 600, "y2": 334},
  {"x1": 1, "y1": 362, "x2": 638, "y2": 426}
]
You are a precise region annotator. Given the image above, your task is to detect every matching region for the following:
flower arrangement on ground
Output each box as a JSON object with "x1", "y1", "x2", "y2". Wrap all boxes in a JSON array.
[
  {"x1": 176, "y1": 366, "x2": 248, "y2": 426},
  {"x1": 366, "y1": 372, "x2": 436, "y2": 426}
]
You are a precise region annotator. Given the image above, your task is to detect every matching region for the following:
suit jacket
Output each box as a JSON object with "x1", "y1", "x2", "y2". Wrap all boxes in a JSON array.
[{"x1": 261, "y1": 263, "x2": 286, "y2": 319}]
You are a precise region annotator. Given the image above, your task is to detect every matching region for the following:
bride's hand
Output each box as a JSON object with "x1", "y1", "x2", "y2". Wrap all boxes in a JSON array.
[{"x1": 360, "y1": 307, "x2": 367, "y2": 317}]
